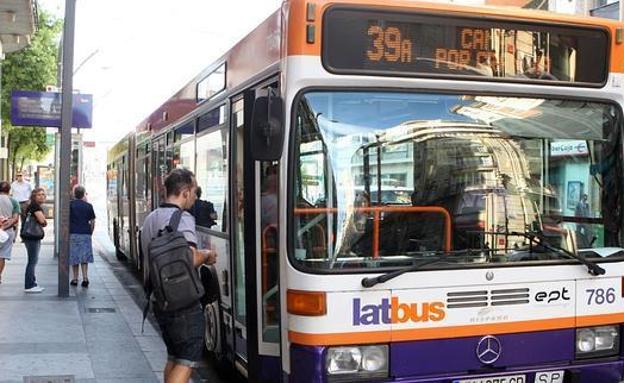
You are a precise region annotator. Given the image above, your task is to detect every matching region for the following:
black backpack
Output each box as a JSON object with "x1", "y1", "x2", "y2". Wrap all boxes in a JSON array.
[{"x1": 145, "y1": 209, "x2": 204, "y2": 312}]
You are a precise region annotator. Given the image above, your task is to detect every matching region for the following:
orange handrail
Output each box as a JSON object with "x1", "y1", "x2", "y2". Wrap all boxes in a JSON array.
[
  {"x1": 294, "y1": 206, "x2": 452, "y2": 258},
  {"x1": 261, "y1": 224, "x2": 279, "y2": 294}
]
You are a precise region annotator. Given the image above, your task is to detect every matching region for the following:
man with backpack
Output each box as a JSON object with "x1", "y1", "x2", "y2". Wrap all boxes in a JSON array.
[{"x1": 141, "y1": 168, "x2": 217, "y2": 383}]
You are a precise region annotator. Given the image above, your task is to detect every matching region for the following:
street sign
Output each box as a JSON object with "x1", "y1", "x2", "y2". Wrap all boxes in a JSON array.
[{"x1": 10, "y1": 90, "x2": 93, "y2": 129}]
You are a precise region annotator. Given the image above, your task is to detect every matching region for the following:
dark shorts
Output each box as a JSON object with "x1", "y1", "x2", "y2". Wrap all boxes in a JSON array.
[{"x1": 154, "y1": 303, "x2": 205, "y2": 368}]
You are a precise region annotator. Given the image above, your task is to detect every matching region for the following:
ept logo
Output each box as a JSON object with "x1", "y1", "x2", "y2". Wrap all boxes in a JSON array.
[{"x1": 353, "y1": 297, "x2": 446, "y2": 326}]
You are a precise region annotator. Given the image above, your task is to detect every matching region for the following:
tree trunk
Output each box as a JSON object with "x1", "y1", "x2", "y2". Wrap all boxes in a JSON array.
[{"x1": 6, "y1": 134, "x2": 12, "y2": 180}]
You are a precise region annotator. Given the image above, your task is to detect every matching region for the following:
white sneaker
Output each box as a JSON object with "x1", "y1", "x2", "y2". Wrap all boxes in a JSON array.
[{"x1": 25, "y1": 286, "x2": 45, "y2": 293}]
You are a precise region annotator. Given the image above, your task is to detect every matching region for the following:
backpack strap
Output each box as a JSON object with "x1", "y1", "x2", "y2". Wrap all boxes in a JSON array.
[
  {"x1": 141, "y1": 289, "x2": 151, "y2": 334},
  {"x1": 166, "y1": 209, "x2": 184, "y2": 232}
]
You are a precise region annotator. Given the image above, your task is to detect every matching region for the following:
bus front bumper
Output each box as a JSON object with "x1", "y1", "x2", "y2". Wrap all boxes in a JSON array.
[
  {"x1": 289, "y1": 344, "x2": 624, "y2": 383},
  {"x1": 385, "y1": 360, "x2": 623, "y2": 383}
]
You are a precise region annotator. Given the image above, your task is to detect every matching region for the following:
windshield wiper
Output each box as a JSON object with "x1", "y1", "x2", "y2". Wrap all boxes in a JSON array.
[
  {"x1": 509, "y1": 231, "x2": 605, "y2": 276},
  {"x1": 361, "y1": 249, "x2": 498, "y2": 288}
]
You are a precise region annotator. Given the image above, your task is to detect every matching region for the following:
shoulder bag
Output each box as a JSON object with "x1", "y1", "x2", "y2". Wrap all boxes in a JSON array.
[{"x1": 20, "y1": 212, "x2": 44, "y2": 240}]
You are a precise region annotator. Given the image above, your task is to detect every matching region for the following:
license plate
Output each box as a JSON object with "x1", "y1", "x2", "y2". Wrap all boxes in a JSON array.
[
  {"x1": 534, "y1": 370, "x2": 564, "y2": 383},
  {"x1": 454, "y1": 375, "x2": 525, "y2": 383}
]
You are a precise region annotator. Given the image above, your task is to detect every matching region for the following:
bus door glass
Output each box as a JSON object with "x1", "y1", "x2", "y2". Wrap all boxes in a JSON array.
[
  {"x1": 136, "y1": 142, "x2": 151, "y2": 226},
  {"x1": 194, "y1": 105, "x2": 232, "y2": 360},
  {"x1": 153, "y1": 136, "x2": 167, "y2": 207},
  {"x1": 117, "y1": 156, "x2": 128, "y2": 254},
  {"x1": 232, "y1": 97, "x2": 248, "y2": 360},
  {"x1": 257, "y1": 160, "x2": 280, "y2": 356}
]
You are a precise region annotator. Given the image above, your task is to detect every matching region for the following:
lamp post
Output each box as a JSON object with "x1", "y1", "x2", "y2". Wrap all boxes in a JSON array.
[{"x1": 58, "y1": 0, "x2": 76, "y2": 298}]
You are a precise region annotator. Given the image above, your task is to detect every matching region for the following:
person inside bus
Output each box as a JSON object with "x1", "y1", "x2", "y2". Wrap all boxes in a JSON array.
[
  {"x1": 380, "y1": 190, "x2": 444, "y2": 254},
  {"x1": 189, "y1": 187, "x2": 217, "y2": 228},
  {"x1": 339, "y1": 190, "x2": 373, "y2": 256},
  {"x1": 575, "y1": 193, "x2": 594, "y2": 248}
]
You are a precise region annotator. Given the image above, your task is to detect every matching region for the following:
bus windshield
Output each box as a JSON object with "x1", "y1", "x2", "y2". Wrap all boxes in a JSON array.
[{"x1": 292, "y1": 92, "x2": 624, "y2": 271}]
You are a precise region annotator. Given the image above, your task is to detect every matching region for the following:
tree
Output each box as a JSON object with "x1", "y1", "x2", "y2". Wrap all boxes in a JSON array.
[{"x1": 0, "y1": 10, "x2": 63, "y2": 177}]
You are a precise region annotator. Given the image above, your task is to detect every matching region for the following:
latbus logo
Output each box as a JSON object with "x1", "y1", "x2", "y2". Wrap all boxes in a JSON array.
[{"x1": 353, "y1": 297, "x2": 446, "y2": 326}]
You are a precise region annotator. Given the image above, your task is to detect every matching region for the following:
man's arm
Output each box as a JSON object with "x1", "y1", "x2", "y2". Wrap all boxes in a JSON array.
[
  {"x1": 1, "y1": 213, "x2": 18, "y2": 230},
  {"x1": 191, "y1": 246, "x2": 217, "y2": 267}
]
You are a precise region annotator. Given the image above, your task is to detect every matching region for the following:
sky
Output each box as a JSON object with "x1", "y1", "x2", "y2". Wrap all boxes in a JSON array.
[{"x1": 38, "y1": 0, "x2": 283, "y2": 146}]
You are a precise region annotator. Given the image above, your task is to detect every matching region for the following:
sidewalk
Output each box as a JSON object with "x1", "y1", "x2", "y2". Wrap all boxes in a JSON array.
[{"x1": 0, "y1": 239, "x2": 168, "y2": 383}]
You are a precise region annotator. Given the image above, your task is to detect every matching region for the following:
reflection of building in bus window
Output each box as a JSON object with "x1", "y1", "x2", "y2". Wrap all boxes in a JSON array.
[{"x1": 190, "y1": 187, "x2": 217, "y2": 228}]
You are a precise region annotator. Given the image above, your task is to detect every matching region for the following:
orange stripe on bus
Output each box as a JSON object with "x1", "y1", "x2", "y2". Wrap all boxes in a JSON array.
[
  {"x1": 289, "y1": 313, "x2": 624, "y2": 346},
  {"x1": 577, "y1": 312, "x2": 624, "y2": 327},
  {"x1": 286, "y1": 0, "x2": 624, "y2": 74}
]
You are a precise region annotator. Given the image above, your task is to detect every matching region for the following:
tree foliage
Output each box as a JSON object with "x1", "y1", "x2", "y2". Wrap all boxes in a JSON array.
[{"x1": 1, "y1": 10, "x2": 62, "y2": 176}]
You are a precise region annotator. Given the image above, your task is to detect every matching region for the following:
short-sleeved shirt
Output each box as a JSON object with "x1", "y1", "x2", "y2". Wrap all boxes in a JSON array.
[
  {"x1": 140, "y1": 203, "x2": 198, "y2": 283},
  {"x1": 70, "y1": 199, "x2": 96, "y2": 234},
  {"x1": 11, "y1": 181, "x2": 32, "y2": 202},
  {"x1": 26, "y1": 202, "x2": 43, "y2": 216},
  {"x1": 0, "y1": 195, "x2": 20, "y2": 222}
]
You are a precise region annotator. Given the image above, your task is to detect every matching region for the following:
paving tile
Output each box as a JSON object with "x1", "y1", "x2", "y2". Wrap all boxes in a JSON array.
[
  {"x1": 95, "y1": 379, "x2": 158, "y2": 383},
  {"x1": 0, "y1": 342, "x2": 87, "y2": 355},
  {"x1": 89, "y1": 350, "x2": 154, "y2": 379},
  {"x1": 135, "y1": 335, "x2": 165, "y2": 353},
  {"x1": 0, "y1": 353, "x2": 94, "y2": 380},
  {"x1": 0, "y1": 301, "x2": 84, "y2": 344}
]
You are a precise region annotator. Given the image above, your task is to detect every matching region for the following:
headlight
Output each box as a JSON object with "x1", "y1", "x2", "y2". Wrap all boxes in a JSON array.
[
  {"x1": 576, "y1": 326, "x2": 620, "y2": 359},
  {"x1": 326, "y1": 345, "x2": 388, "y2": 381}
]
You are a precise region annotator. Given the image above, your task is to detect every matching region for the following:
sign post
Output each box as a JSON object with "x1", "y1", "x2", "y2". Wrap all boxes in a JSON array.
[{"x1": 58, "y1": 0, "x2": 76, "y2": 298}]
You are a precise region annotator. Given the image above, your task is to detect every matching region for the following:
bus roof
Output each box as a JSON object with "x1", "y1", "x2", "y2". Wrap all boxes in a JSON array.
[{"x1": 132, "y1": 0, "x2": 624, "y2": 137}]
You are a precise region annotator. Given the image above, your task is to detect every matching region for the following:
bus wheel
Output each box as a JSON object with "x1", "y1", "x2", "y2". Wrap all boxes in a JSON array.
[{"x1": 204, "y1": 300, "x2": 222, "y2": 356}]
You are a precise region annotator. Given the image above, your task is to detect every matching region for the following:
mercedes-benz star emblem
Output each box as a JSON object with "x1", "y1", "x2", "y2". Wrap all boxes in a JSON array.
[{"x1": 476, "y1": 335, "x2": 502, "y2": 364}]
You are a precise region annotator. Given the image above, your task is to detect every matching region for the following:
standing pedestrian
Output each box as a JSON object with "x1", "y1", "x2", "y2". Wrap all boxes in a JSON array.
[
  {"x1": 141, "y1": 169, "x2": 217, "y2": 383},
  {"x1": 0, "y1": 182, "x2": 20, "y2": 284},
  {"x1": 69, "y1": 186, "x2": 95, "y2": 287},
  {"x1": 10, "y1": 172, "x2": 32, "y2": 225},
  {"x1": 22, "y1": 188, "x2": 46, "y2": 293}
]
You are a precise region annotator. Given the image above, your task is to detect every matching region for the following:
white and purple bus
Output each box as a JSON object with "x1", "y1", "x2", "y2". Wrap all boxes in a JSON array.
[{"x1": 107, "y1": 1, "x2": 624, "y2": 382}]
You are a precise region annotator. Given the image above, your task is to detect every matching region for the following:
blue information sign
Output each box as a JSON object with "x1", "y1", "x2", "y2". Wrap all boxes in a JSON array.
[{"x1": 10, "y1": 90, "x2": 93, "y2": 129}]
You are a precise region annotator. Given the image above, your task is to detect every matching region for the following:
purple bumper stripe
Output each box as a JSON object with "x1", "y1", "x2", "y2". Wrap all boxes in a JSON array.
[{"x1": 391, "y1": 329, "x2": 574, "y2": 376}]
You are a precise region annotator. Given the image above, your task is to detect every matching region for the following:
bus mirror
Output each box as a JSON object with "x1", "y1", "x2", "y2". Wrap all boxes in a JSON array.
[{"x1": 251, "y1": 88, "x2": 284, "y2": 161}]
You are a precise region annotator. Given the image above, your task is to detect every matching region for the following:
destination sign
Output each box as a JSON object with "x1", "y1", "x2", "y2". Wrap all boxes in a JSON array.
[{"x1": 323, "y1": 8, "x2": 608, "y2": 84}]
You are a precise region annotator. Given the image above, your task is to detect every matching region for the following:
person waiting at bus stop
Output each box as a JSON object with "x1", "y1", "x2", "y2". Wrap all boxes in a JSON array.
[
  {"x1": 0, "y1": 181, "x2": 20, "y2": 284},
  {"x1": 69, "y1": 186, "x2": 96, "y2": 287},
  {"x1": 11, "y1": 171, "x2": 32, "y2": 225},
  {"x1": 141, "y1": 169, "x2": 217, "y2": 383},
  {"x1": 22, "y1": 188, "x2": 47, "y2": 293}
]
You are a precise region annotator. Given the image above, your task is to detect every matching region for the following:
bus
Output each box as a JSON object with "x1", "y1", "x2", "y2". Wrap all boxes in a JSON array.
[{"x1": 107, "y1": 1, "x2": 624, "y2": 382}]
